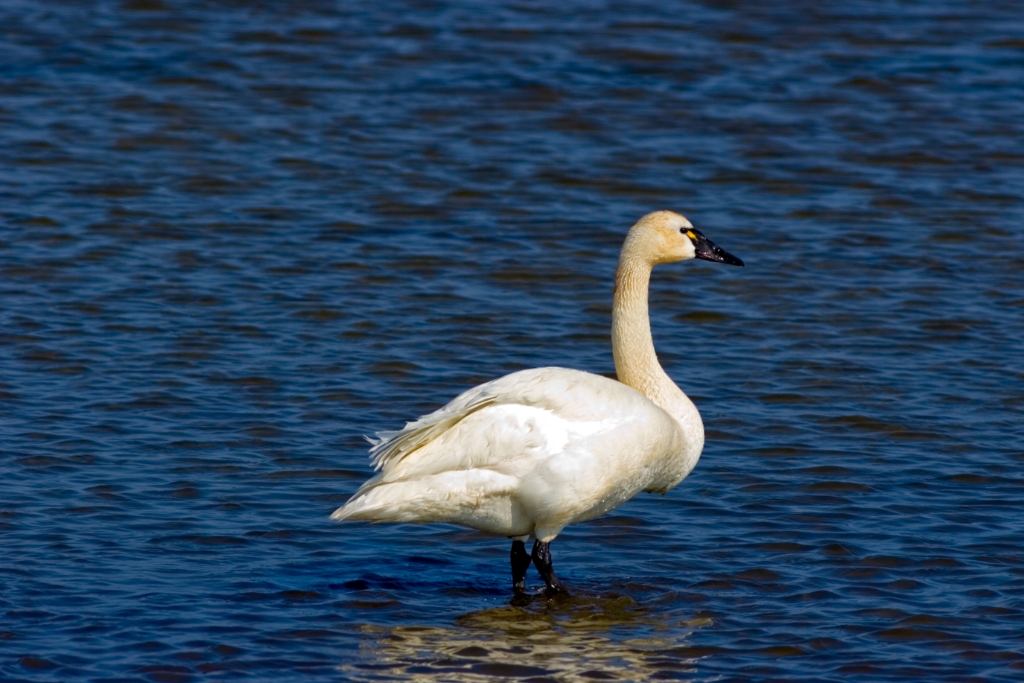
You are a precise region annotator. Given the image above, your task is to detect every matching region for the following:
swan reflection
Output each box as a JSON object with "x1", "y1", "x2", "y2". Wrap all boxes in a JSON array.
[{"x1": 342, "y1": 593, "x2": 711, "y2": 682}]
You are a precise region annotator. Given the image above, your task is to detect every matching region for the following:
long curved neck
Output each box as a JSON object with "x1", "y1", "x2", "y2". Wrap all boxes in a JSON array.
[
  {"x1": 612, "y1": 254, "x2": 702, "y2": 436},
  {"x1": 612, "y1": 254, "x2": 670, "y2": 400}
]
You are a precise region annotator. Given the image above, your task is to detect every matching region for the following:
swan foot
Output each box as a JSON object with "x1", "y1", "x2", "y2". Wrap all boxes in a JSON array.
[
  {"x1": 510, "y1": 591, "x2": 532, "y2": 607},
  {"x1": 532, "y1": 540, "x2": 569, "y2": 595},
  {"x1": 510, "y1": 540, "x2": 531, "y2": 596}
]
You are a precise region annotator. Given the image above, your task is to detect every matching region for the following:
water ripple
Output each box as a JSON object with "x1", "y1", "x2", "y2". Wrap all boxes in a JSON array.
[{"x1": 2, "y1": 0, "x2": 1024, "y2": 681}]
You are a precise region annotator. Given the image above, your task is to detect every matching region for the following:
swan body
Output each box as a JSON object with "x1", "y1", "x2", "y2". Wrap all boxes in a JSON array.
[
  {"x1": 332, "y1": 210, "x2": 743, "y2": 596},
  {"x1": 335, "y1": 367, "x2": 695, "y2": 542}
]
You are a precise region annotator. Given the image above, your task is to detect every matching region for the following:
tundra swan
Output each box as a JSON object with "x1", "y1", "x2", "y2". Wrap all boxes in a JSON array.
[{"x1": 332, "y1": 210, "x2": 743, "y2": 599}]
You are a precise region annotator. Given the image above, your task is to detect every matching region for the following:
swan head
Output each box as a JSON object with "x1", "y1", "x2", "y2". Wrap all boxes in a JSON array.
[{"x1": 626, "y1": 210, "x2": 744, "y2": 267}]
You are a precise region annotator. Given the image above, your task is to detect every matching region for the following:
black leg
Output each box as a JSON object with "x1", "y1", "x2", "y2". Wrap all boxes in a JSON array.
[
  {"x1": 531, "y1": 540, "x2": 568, "y2": 594},
  {"x1": 510, "y1": 540, "x2": 531, "y2": 595}
]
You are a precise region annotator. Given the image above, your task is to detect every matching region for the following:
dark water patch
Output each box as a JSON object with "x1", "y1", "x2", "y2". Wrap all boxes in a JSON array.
[
  {"x1": 149, "y1": 535, "x2": 248, "y2": 547},
  {"x1": 758, "y1": 542, "x2": 813, "y2": 553},
  {"x1": 675, "y1": 311, "x2": 731, "y2": 323},
  {"x1": 20, "y1": 656, "x2": 57, "y2": 670}
]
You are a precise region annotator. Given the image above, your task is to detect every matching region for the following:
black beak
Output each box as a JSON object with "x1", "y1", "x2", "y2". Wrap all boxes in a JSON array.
[{"x1": 692, "y1": 231, "x2": 744, "y2": 267}]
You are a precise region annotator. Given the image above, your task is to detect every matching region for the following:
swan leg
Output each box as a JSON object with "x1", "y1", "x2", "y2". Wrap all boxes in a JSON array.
[
  {"x1": 510, "y1": 540, "x2": 531, "y2": 595},
  {"x1": 531, "y1": 540, "x2": 568, "y2": 594}
]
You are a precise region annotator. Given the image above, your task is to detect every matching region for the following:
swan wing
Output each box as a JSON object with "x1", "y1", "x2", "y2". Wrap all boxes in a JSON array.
[{"x1": 366, "y1": 367, "x2": 651, "y2": 476}]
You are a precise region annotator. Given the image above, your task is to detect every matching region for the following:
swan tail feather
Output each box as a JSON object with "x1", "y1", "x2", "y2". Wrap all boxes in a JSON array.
[
  {"x1": 368, "y1": 393, "x2": 497, "y2": 472},
  {"x1": 331, "y1": 470, "x2": 519, "y2": 530}
]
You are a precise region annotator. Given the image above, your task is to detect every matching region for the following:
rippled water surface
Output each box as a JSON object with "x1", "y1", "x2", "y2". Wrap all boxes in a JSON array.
[{"x1": 3, "y1": 1, "x2": 1024, "y2": 681}]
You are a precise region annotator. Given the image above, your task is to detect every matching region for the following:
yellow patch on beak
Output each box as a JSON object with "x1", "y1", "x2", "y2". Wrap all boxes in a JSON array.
[{"x1": 686, "y1": 230, "x2": 697, "y2": 241}]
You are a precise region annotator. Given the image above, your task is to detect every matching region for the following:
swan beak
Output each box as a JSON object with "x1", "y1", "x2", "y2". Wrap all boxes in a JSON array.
[{"x1": 691, "y1": 231, "x2": 744, "y2": 267}]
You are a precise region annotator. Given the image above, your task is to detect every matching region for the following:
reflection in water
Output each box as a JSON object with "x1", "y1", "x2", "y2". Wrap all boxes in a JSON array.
[{"x1": 343, "y1": 594, "x2": 711, "y2": 681}]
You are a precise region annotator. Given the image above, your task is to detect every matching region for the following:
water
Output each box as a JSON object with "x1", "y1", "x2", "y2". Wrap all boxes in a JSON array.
[{"x1": 2, "y1": 0, "x2": 1024, "y2": 680}]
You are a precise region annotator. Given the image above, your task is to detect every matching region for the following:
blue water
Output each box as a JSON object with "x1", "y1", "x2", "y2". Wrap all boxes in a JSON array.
[{"x1": 3, "y1": 1, "x2": 1024, "y2": 681}]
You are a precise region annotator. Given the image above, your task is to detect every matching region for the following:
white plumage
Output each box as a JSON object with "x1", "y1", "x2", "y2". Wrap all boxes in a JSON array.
[
  {"x1": 335, "y1": 367, "x2": 687, "y2": 541},
  {"x1": 332, "y1": 210, "x2": 743, "y2": 595}
]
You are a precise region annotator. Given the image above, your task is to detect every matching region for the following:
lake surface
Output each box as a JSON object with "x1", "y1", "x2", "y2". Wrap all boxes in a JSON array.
[{"x1": 3, "y1": 1, "x2": 1024, "y2": 681}]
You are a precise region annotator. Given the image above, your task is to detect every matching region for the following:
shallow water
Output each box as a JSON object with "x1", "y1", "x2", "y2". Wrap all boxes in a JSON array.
[{"x1": 3, "y1": 1, "x2": 1024, "y2": 681}]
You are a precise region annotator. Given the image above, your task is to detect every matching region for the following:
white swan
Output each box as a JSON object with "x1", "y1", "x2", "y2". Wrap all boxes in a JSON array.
[{"x1": 332, "y1": 211, "x2": 743, "y2": 598}]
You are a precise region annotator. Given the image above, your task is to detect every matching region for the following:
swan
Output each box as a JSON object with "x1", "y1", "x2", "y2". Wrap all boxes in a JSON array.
[{"x1": 332, "y1": 210, "x2": 743, "y2": 599}]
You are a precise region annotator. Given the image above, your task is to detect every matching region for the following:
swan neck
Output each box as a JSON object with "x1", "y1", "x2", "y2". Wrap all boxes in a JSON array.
[
  {"x1": 612, "y1": 254, "x2": 702, "y2": 453},
  {"x1": 612, "y1": 256, "x2": 669, "y2": 398}
]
